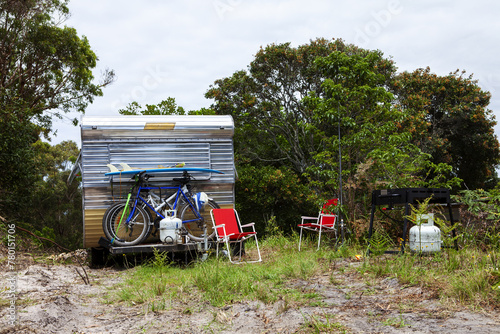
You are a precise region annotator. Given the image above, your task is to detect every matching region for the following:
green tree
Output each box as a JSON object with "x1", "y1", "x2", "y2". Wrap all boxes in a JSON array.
[
  {"x1": 118, "y1": 98, "x2": 215, "y2": 116},
  {"x1": 303, "y1": 50, "x2": 459, "y2": 218},
  {"x1": 391, "y1": 67, "x2": 500, "y2": 189},
  {"x1": 206, "y1": 39, "x2": 431, "y2": 219},
  {"x1": 0, "y1": 0, "x2": 113, "y2": 219},
  {"x1": 235, "y1": 165, "x2": 316, "y2": 236},
  {"x1": 0, "y1": 0, "x2": 114, "y2": 126},
  {"x1": 30, "y1": 140, "x2": 82, "y2": 249},
  {"x1": 118, "y1": 98, "x2": 186, "y2": 115},
  {"x1": 206, "y1": 39, "x2": 464, "y2": 230},
  {"x1": 206, "y1": 38, "x2": 381, "y2": 174}
]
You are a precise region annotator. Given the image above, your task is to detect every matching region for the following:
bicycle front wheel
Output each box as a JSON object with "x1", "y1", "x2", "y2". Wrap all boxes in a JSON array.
[
  {"x1": 102, "y1": 202, "x2": 151, "y2": 246},
  {"x1": 179, "y1": 199, "x2": 219, "y2": 242}
]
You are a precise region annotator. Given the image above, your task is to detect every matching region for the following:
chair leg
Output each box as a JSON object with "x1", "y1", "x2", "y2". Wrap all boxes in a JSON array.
[
  {"x1": 230, "y1": 236, "x2": 262, "y2": 264},
  {"x1": 228, "y1": 241, "x2": 241, "y2": 264},
  {"x1": 236, "y1": 241, "x2": 243, "y2": 262},
  {"x1": 317, "y1": 227, "x2": 322, "y2": 251},
  {"x1": 224, "y1": 240, "x2": 233, "y2": 263},
  {"x1": 299, "y1": 227, "x2": 304, "y2": 251},
  {"x1": 254, "y1": 234, "x2": 262, "y2": 263}
]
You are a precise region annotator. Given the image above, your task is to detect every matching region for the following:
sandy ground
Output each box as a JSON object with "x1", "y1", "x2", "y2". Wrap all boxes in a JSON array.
[{"x1": 0, "y1": 252, "x2": 499, "y2": 334}]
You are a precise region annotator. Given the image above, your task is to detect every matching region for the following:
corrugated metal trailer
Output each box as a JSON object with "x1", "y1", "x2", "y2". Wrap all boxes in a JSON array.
[{"x1": 77, "y1": 115, "x2": 235, "y2": 251}]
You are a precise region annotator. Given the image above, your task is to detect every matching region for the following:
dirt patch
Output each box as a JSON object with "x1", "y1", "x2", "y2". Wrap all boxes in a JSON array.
[{"x1": 0, "y1": 252, "x2": 499, "y2": 333}]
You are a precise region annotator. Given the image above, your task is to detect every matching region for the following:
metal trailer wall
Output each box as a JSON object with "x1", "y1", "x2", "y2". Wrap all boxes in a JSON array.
[{"x1": 79, "y1": 115, "x2": 235, "y2": 248}]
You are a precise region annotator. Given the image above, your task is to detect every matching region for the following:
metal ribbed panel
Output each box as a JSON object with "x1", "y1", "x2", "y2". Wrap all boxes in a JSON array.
[{"x1": 80, "y1": 115, "x2": 235, "y2": 247}]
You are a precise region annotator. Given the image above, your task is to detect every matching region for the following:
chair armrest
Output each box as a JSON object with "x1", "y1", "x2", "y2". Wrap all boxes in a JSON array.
[
  {"x1": 301, "y1": 216, "x2": 319, "y2": 224},
  {"x1": 214, "y1": 223, "x2": 225, "y2": 228},
  {"x1": 241, "y1": 222, "x2": 257, "y2": 233}
]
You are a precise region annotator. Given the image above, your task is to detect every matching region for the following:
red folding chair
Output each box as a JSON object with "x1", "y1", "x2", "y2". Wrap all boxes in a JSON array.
[
  {"x1": 298, "y1": 199, "x2": 338, "y2": 251},
  {"x1": 210, "y1": 208, "x2": 262, "y2": 264}
]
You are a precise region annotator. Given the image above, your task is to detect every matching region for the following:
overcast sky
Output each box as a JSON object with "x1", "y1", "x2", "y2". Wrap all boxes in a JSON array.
[{"x1": 51, "y1": 0, "x2": 500, "y2": 146}]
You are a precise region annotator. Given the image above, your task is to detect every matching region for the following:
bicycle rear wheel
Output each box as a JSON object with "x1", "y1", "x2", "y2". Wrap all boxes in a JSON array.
[
  {"x1": 102, "y1": 202, "x2": 151, "y2": 246},
  {"x1": 179, "y1": 199, "x2": 219, "y2": 242}
]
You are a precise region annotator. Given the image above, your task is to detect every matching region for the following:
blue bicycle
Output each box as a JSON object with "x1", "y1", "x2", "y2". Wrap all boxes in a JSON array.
[{"x1": 102, "y1": 171, "x2": 219, "y2": 246}]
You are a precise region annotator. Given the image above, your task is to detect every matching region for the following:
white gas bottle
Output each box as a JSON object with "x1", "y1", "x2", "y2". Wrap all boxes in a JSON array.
[
  {"x1": 159, "y1": 216, "x2": 182, "y2": 244},
  {"x1": 409, "y1": 213, "x2": 442, "y2": 252}
]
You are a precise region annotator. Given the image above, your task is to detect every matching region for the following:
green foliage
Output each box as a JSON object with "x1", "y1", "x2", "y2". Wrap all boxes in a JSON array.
[
  {"x1": 114, "y1": 235, "x2": 326, "y2": 309},
  {"x1": 118, "y1": 98, "x2": 216, "y2": 116},
  {"x1": 118, "y1": 98, "x2": 185, "y2": 115},
  {"x1": 456, "y1": 189, "x2": 500, "y2": 219},
  {"x1": 0, "y1": 139, "x2": 82, "y2": 250},
  {"x1": 392, "y1": 67, "x2": 500, "y2": 190},
  {"x1": 207, "y1": 38, "x2": 368, "y2": 174},
  {"x1": 452, "y1": 189, "x2": 500, "y2": 250},
  {"x1": 368, "y1": 228, "x2": 393, "y2": 256},
  {"x1": 206, "y1": 38, "x2": 474, "y2": 233},
  {"x1": 434, "y1": 216, "x2": 461, "y2": 249},
  {"x1": 406, "y1": 197, "x2": 460, "y2": 250},
  {"x1": 235, "y1": 164, "x2": 318, "y2": 237},
  {"x1": 0, "y1": 113, "x2": 39, "y2": 210},
  {"x1": 148, "y1": 248, "x2": 172, "y2": 268},
  {"x1": 264, "y1": 215, "x2": 283, "y2": 238},
  {"x1": 0, "y1": 0, "x2": 113, "y2": 235},
  {"x1": 29, "y1": 140, "x2": 83, "y2": 249},
  {"x1": 0, "y1": 0, "x2": 114, "y2": 123},
  {"x1": 382, "y1": 313, "x2": 409, "y2": 329},
  {"x1": 303, "y1": 49, "x2": 399, "y2": 196},
  {"x1": 300, "y1": 313, "x2": 349, "y2": 333}
]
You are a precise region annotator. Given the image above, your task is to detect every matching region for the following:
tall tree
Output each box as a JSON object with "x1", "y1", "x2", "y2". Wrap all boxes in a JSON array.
[
  {"x1": 206, "y1": 39, "x2": 461, "y2": 228},
  {"x1": 30, "y1": 140, "x2": 82, "y2": 249},
  {"x1": 206, "y1": 40, "x2": 400, "y2": 187},
  {"x1": 303, "y1": 51, "x2": 458, "y2": 217},
  {"x1": 392, "y1": 68, "x2": 500, "y2": 189},
  {"x1": 206, "y1": 38, "x2": 384, "y2": 175},
  {"x1": 118, "y1": 98, "x2": 185, "y2": 115},
  {"x1": 0, "y1": 0, "x2": 114, "y2": 222},
  {"x1": 117, "y1": 98, "x2": 215, "y2": 116},
  {"x1": 0, "y1": 0, "x2": 114, "y2": 127}
]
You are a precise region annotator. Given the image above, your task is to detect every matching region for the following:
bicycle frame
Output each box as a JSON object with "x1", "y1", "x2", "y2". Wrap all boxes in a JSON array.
[
  {"x1": 118, "y1": 176, "x2": 204, "y2": 230},
  {"x1": 134, "y1": 184, "x2": 192, "y2": 221}
]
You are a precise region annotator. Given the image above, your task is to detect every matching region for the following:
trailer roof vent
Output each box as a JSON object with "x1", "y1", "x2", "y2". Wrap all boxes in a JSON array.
[{"x1": 144, "y1": 122, "x2": 175, "y2": 130}]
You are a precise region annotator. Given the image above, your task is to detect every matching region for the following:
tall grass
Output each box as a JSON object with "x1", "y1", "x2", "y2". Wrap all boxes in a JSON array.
[
  {"x1": 356, "y1": 247, "x2": 500, "y2": 309},
  {"x1": 109, "y1": 234, "x2": 500, "y2": 312},
  {"x1": 111, "y1": 235, "x2": 349, "y2": 309}
]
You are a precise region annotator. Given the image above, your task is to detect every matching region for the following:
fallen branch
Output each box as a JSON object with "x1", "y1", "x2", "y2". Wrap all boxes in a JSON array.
[{"x1": 75, "y1": 266, "x2": 90, "y2": 285}]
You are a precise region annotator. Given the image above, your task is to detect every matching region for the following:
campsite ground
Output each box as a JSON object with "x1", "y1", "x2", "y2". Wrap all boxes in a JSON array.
[{"x1": 0, "y1": 251, "x2": 499, "y2": 334}]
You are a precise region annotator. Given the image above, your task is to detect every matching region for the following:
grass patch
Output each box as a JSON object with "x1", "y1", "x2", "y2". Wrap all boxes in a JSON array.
[
  {"x1": 382, "y1": 313, "x2": 409, "y2": 328},
  {"x1": 356, "y1": 247, "x2": 500, "y2": 309},
  {"x1": 109, "y1": 235, "x2": 500, "y2": 311},
  {"x1": 112, "y1": 235, "x2": 346, "y2": 309},
  {"x1": 299, "y1": 312, "x2": 349, "y2": 333}
]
